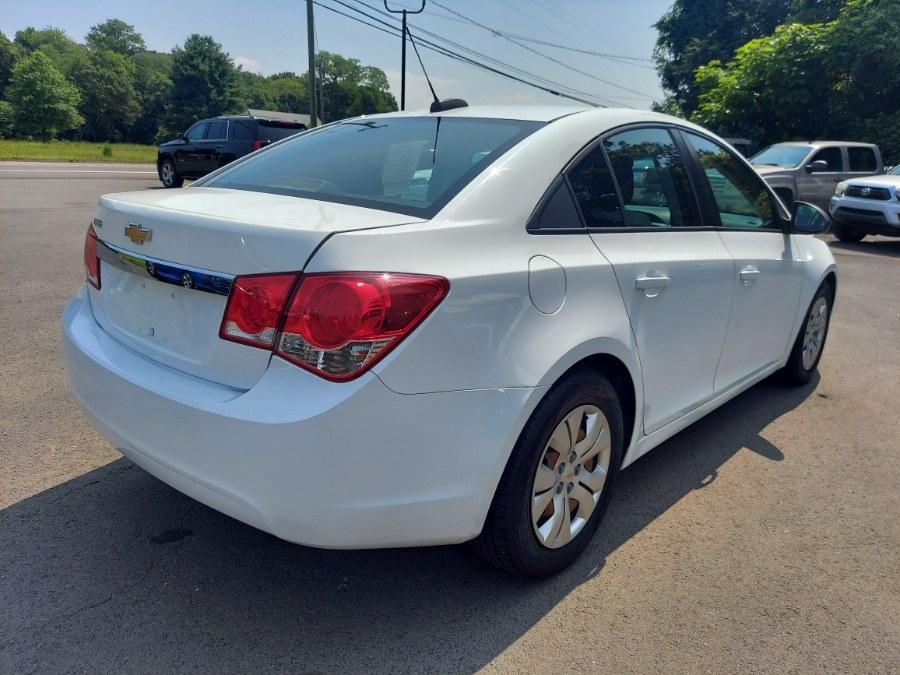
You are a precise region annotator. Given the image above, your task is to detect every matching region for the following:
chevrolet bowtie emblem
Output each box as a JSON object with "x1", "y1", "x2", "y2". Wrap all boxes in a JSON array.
[{"x1": 124, "y1": 223, "x2": 152, "y2": 245}]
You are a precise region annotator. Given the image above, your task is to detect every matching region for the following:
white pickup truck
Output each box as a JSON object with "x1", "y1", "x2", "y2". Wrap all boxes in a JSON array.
[{"x1": 829, "y1": 165, "x2": 900, "y2": 242}]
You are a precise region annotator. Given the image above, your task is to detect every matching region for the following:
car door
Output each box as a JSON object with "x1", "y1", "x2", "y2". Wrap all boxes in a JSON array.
[
  {"x1": 680, "y1": 131, "x2": 803, "y2": 391},
  {"x1": 176, "y1": 122, "x2": 208, "y2": 175},
  {"x1": 575, "y1": 126, "x2": 734, "y2": 435},
  {"x1": 803, "y1": 145, "x2": 844, "y2": 209},
  {"x1": 197, "y1": 120, "x2": 228, "y2": 173}
]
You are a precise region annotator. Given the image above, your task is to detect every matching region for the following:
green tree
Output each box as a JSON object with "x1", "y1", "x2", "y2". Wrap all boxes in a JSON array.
[
  {"x1": 692, "y1": 0, "x2": 900, "y2": 162},
  {"x1": 72, "y1": 49, "x2": 140, "y2": 141},
  {"x1": 268, "y1": 75, "x2": 307, "y2": 113},
  {"x1": 0, "y1": 31, "x2": 17, "y2": 99},
  {"x1": 314, "y1": 51, "x2": 396, "y2": 121},
  {"x1": 236, "y1": 70, "x2": 274, "y2": 110},
  {"x1": 132, "y1": 50, "x2": 172, "y2": 143},
  {"x1": 0, "y1": 100, "x2": 14, "y2": 138},
  {"x1": 86, "y1": 19, "x2": 146, "y2": 56},
  {"x1": 5, "y1": 51, "x2": 83, "y2": 139},
  {"x1": 654, "y1": 0, "x2": 843, "y2": 115},
  {"x1": 165, "y1": 34, "x2": 240, "y2": 133},
  {"x1": 14, "y1": 27, "x2": 88, "y2": 78}
]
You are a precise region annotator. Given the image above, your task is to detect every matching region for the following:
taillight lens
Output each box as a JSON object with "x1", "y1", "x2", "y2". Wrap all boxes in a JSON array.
[
  {"x1": 219, "y1": 273, "x2": 297, "y2": 348},
  {"x1": 218, "y1": 271, "x2": 449, "y2": 381},
  {"x1": 84, "y1": 224, "x2": 100, "y2": 289},
  {"x1": 251, "y1": 139, "x2": 264, "y2": 151}
]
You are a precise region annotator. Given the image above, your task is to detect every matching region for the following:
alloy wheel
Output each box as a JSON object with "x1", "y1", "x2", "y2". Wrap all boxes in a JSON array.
[{"x1": 802, "y1": 296, "x2": 828, "y2": 370}]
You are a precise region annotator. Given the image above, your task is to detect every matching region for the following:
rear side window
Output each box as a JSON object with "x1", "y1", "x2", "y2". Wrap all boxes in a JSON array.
[
  {"x1": 567, "y1": 146, "x2": 624, "y2": 228},
  {"x1": 810, "y1": 147, "x2": 842, "y2": 171},
  {"x1": 231, "y1": 121, "x2": 255, "y2": 141},
  {"x1": 848, "y1": 147, "x2": 878, "y2": 172},
  {"x1": 603, "y1": 127, "x2": 700, "y2": 228},
  {"x1": 203, "y1": 117, "x2": 543, "y2": 217},
  {"x1": 257, "y1": 121, "x2": 306, "y2": 142},
  {"x1": 206, "y1": 120, "x2": 227, "y2": 139},
  {"x1": 683, "y1": 132, "x2": 776, "y2": 229},
  {"x1": 531, "y1": 179, "x2": 584, "y2": 230}
]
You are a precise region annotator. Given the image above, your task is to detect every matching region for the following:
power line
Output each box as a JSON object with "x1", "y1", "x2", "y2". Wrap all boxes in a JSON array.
[
  {"x1": 533, "y1": 0, "x2": 644, "y2": 60},
  {"x1": 312, "y1": 0, "x2": 608, "y2": 106},
  {"x1": 429, "y1": 0, "x2": 653, "y2": 101},
  {"x1": 499, "y1": 32, "x2": 655, "y2": 69}
]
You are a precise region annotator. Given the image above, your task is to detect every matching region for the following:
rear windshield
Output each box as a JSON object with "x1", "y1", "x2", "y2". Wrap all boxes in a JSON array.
[
  {"x1": 750, "y1": 144, "x2": 812, "y2": 168},
  {"x1": 257, "y1": 120, "x2": 306, "y2": 142},
  {"x1": 203, "y1": 116, "x2": 543, "y2": 217}
]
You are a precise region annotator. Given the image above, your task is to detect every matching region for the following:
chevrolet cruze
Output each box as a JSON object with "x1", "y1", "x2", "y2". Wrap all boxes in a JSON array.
[{"x1": 63, "y1": 106, "x2": 836, "y2": 577}]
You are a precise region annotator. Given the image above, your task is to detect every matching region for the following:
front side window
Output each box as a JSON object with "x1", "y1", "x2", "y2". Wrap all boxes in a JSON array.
[
  {"x1": 567, "y1": 146, "x2": 624, "y2": 228},
  {"x1": 186, "y1": 123, "x2": 207, "y2": 141},
  {"x1": 684, "y1": 132, "x2": 776, "y2": 229},
  {"x1": 751, "y1": 144, "x2": 811, "y2": 168},
  {"x1": 602, "y1": 127, "x2": 699, "y2": 228},
  {"x1": 810, "y1": 146, "x2": 843, "y2": 172},
  {"x1": 205, "y1": 120, "x2": 227, "y2": 139},
  {"x1": 203, "y1": 117, "x2": 542, "y2": 217},
  {"x1": 848, "y1": 147, "x2": 878, "y2": 172}
]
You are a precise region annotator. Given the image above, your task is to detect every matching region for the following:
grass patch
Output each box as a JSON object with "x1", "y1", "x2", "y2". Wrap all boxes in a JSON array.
[{"x1": 0, "y1": 139, "x2": 157, "y2": 163}]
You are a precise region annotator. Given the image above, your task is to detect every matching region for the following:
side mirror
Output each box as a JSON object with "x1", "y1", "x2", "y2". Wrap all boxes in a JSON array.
[
  {"x1": 791, "y1": 201, "x2": 831, "y2": 234},
  {"x1": 805, "y1": 159, "x2": 829, "y2": 174}
]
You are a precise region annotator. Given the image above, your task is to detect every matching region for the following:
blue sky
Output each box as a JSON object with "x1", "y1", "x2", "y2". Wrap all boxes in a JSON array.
[{"x1": 0, "y1": 0, "x2": 670, "y2": 110}]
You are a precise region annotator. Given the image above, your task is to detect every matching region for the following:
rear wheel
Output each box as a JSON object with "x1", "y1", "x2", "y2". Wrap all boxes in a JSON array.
[
  {"x1": 159, "y1": 157, "x2": 183, "y2": 188},
  {"x1": 782, "y1": 282, "x2": 833, "y2": 385},
  {"x1": 474, "y1": 369, "x2": 624, "y2": 578},
  {"x1": 832, "y1": 222, "x2": 865, "y2": 242}
]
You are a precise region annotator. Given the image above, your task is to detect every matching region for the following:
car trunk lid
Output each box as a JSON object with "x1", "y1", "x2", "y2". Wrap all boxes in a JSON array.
[{"x1": 89, "y1": 187, "x2": 424, "y2": 389}]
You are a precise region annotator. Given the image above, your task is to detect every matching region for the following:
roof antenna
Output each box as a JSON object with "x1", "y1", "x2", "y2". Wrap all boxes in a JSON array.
[{"x1": 405, "y1": 24, "x2": 467, "y2": 113}]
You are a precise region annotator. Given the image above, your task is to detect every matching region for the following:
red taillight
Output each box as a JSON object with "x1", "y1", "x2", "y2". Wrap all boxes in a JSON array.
[
  {"x1": 218, "y1": 271, "x2": 449, "y2": 381},
  {"x1": 84, "y1": 224, "x2": 100, "y2": 289},
  {"x1": 251, "y1": 139, "x2": 264, "y2": 151},
  {"x1": 219, "y1": 273, "x2": 297, "y2": 348}
]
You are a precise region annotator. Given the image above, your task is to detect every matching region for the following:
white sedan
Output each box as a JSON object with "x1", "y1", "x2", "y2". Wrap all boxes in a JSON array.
[{"x1": 63, "y1": 105, "x2": 836, "y2": 577}]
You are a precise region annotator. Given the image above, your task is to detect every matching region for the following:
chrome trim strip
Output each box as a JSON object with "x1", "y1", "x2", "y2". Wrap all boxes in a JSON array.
[{"x1": 97, "y1": 239, "x2": 234, "y2": 296}]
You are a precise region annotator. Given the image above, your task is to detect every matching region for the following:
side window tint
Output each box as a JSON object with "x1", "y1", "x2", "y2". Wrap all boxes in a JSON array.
[
  {"x1": 567, "y1": 146, "x2": 624, "y2": 228},
  {"x1": 848, "y1": 147, "x2": 877, "y2": 172},
  {"x1": 811, "y1": 147, "x2": 842, "y2": 171},
  {"x1": 603, "y1": 128, "x2": 699, "y2": 228},
  {"x1": 684, "y1": 132, "x2": 775, "y2": 229},
  {"x1": 206, "y1": 120, "x2": 227, "y2": 139},
  {"x1": 533, "y1": 179, "x2": 583, "y2": 230},
  {"x1": 186, "y1": 123, "x2": 207, "y2": 141},
  {"x1": 231, "y1": 121, "x2": 255, "y2": 141}
]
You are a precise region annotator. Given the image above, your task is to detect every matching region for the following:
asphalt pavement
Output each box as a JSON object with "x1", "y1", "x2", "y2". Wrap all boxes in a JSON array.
[{"x1": 0, "y1": 165, "x2": 898, "y2": 673}]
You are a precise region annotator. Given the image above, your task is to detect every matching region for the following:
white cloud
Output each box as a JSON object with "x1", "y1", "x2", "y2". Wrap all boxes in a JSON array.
[{"x1": 233, "y1": 56, "x2": 262, "y2": 74}]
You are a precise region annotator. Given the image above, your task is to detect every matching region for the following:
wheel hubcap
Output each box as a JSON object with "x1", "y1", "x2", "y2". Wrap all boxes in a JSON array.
[
  {"x1": 531, "y1": 405, "x2": 611, "y2": 549},
  {"x1": 162, "y1": 163, "x2": 173, "y2": 184},
  {"x1": 802, "y1": 296, "x2": 828, "y2": 370}
]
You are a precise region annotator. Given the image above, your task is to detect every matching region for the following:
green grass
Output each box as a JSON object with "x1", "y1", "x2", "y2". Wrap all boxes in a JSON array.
[{"x1": 0, "y1": 139, "x2": 157, "y2": 163}]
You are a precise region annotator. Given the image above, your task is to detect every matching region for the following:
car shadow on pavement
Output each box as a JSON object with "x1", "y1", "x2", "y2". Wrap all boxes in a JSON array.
[
  {"x1": 828, "y1": 238, "x2": 900, "y2": 258},
  {"x1": 1, "y1": 376, "x2": 815, "y2": 673}
]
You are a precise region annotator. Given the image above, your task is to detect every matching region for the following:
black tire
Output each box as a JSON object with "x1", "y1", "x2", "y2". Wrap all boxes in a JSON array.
[
  {"x1": 159, "y1": 157, "x2": 183, "y2": 188},
  {"x1": 781, "y1": 282, "x2": 834, "y2": 386},
  {"x1": 832, "y1": 222, "x2": 865, "y2": 243},
  {"x1": 473, "y1": 369, "x2": 624, "y2": 578}
]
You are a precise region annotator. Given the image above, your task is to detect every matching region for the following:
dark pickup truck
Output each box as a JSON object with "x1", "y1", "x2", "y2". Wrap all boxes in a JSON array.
[{"x1": 157, "y1": 109, "x2": 310, "y2": 188}]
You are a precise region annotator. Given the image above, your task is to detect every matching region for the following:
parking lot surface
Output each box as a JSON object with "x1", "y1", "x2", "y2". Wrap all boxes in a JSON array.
[{"x1": 1, "y1": 167, "x2": 898, "y2": 673}]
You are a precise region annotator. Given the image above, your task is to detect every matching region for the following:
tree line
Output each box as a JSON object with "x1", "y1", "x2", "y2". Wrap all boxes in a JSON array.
[
  {"x1": 654, "y1": 0, "x2": 900, "y2": 162},
  {"x1": 0, "y1": 19, "x2": 397, "y2": 143}
]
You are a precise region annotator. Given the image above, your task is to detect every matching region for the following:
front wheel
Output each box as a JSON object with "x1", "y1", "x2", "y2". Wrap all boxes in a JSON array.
[
  {"x1": 832, "y1": 222, "x2": 865, "y2": 243},
  {"x1": 782, "y1": 282, "x2": 833, "y2": 386},
  {"x1": 159, "y1": 158, "x2": 183, "y2": 188},
  {"x1": 473, "y1": 369, "x2": 624, "y2": 578}
]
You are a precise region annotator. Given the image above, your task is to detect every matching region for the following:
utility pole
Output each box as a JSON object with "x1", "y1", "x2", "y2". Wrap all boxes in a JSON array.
[
  {"x1": 306, "y1": 0, "x2": 318, "y2": 127},
  {"x1": 384, "y1": 1, "x2": 425, "y2": 111}
]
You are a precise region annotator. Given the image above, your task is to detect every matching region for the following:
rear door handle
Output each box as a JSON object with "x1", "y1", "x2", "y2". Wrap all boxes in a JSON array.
[
  {"x1": 635, "y1": 273, "x2": 670, "y2": 297},
  {"x1": 740, "y1": 265, "x2": 760, "y2": 286}
]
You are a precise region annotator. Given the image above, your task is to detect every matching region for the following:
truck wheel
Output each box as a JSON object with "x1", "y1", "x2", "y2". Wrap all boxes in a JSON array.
[
  {"x1": 832, "y1": 222, "x2": 865, "y2": 243},
  {"x1": 160, "y1": 158, "x2": 184, "y2": 188}
]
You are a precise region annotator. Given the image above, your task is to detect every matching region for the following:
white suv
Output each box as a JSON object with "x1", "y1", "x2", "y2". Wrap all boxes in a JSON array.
[
  {"x1": 829, "y1": 165, "x2": 900, "y2": 241},
  {"x1": 63, "y1": 107, "x2": 836, "y2": 577}
]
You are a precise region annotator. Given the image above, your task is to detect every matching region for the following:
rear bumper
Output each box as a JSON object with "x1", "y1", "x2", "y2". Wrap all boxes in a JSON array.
[
  {"x1": 829, "y1": 197, "x2": 900, "y2": 235},
  {"x1": 62, "y1": 286, "x2": 541, "y2": 548}
]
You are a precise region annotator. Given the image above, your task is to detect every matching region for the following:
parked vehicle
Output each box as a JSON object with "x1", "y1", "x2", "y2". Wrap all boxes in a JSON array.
[
  {"x1": 750, "y1": 141, "x2": 882, "y2": 210},
  {"x1": 830, "y1": 163, "x2": 900, "y2": 241},
  {"x1": 64, "y1": 106, "x2": 836, "y2": 577},
  {"x1": 157, "y1": 109, "x2": 309, "y2": 188}
]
